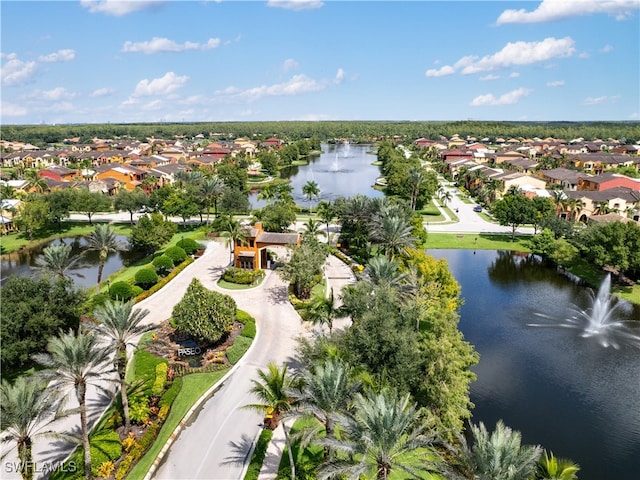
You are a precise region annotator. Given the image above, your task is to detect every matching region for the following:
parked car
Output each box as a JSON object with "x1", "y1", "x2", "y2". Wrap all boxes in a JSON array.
[{"x1": 473, "y1": 205, "x2": 483, "y2": 212}]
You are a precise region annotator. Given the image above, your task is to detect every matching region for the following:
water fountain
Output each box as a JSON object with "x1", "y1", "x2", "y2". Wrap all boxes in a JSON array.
[
  {"x1": 329, "y1": 152, "x2": 342, "y2": 172},
  {"x1": 528, "y1": 273, "x2": 640, "y2": 349}
]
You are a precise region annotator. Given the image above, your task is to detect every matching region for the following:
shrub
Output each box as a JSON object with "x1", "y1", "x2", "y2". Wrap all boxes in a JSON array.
[
  {"x1": 152, "y1": 254, "x2": 174, "y2": 275},
  {"x1": 222, "y1": 267, "x2": 265, "y2": 285},
  {"x1": 135, "y1": 257, "x2": 194, "y2": 302},
  {"x1": 172, "y1": 278, "x2": 237, "y2": 344},
  {"x1": 129, "y1": 394, "x2": 150, "y2": 425},
  {"x1": 159, "y1": 376, "x2": 182, "y2": 408},
  {"x1": 89, "y1": 430, "x2": 122, "y2": 477},
  {"x1": 134, "y1": 268, "x2": 159, "y2": 289},
  {"x1": 177, "y1": 237, "x2": 200, "y2": 255},
  {"x1": 109, "y1": 281, "x2": 134, "y2": 301},
  {"x1": 151, "y1": 363, "x2": 168, "y2": 397},
  {"x1": 164, "y1": 245, "x2": 187, "y2": 265},
  {"x1": 226, "y1": 335, "x2": 252, "y2": 365},
  {"x1": 121, "y1": 432, "x2": 138, "y2": 453},
  {"x1": 96, "y1": 461, "x2": 115, "y2": 479},
  {"x1": 238, "y1": 311, "x2": 256, "y2": 339}
]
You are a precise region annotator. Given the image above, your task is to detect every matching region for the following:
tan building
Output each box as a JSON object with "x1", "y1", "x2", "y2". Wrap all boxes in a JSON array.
[{"x1": 234, "y1": 222, "x2": 301, "y2": 270}]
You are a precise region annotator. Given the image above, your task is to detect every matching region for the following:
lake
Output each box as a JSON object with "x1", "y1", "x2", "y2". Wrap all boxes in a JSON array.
[
  {"x1": 250, "y1": 142, "x2": 384, "y2": 208},
  {"x1": 1, "y1": 234, "x2": 140, "y2": 290},
  {"x1": 429, "y1": 249, "x2": 640, "y2": 480}
]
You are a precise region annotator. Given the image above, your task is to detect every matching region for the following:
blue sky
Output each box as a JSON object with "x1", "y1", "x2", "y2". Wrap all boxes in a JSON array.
[{"x1": 1, "y1": 0, "x2": 639, "y2": 125}]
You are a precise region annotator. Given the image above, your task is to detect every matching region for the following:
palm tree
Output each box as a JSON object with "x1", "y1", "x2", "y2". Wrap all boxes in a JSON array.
[
  {"x1": 438, "y1": 189, "x2": 452, "y2": 208},
  {"x1": 33, "y1": 329, "x2": 112, "y2": 480},
  {"x1": 0, "y1": 377, "x2": 61, "y2": 480},
  {"x1": 85, "y1": 223, "x2": 120, "y2": 286},
  {"x1": 200, "y1": 176, "x2": 225, "y2": 221},
  {"x1": 87, "y1": 300, "x2": 152, "y2": 434},
  {"x1": 316, "y1": 200, "x2": 335, "y2": 244},
  {"x1": 244, "y1": 362, "x2": 298, "y2": 479},
  {"x1": 302, "y1": 217, "x2": 323, "y2": 242},
  {"x1": 536, "y1": 450, "x2": 580, "y2": 480},
  {"x1": 24, "y1": 169, "x2": 48, "y2": 193},
  {"x1": 593, "y1": 201, "x2": 611, "y2": 216},
  {"x1": 454, "y1": 420, "x2": 542, "y2": 480},
  {"x1": 257, "y1": 184, "x2": 278, "y2": 205},
  {"x1": 364, "y1": 255, "x2": 407, "y2": 292},
  {"x1": 288, "y1": 358, "x2": 360, "y2": 462},
  {"x1": 407, "y1": 167, "x2": 425, "y2": 211},
  {"x1": 33, "y1": 243, "x2": 84, "y2": 280},
  {"x1": 370, "y1": 213, "x2": 415, "y2": 260},
  {"x1": 318, "y1": 389, "x2": 441, "y2": 480},
  {"x1": 219, "y1": 218, "x2": 249, "y2": 264},
  {"x1": 275, "y1": 183, "x2": 295, "y2": 203},
  {"x1": 301, "y1": 288, "x2": 341, "y2": 335},
  {"x1": 302, "y1": 180, "x2": 320, "y2": 213}
]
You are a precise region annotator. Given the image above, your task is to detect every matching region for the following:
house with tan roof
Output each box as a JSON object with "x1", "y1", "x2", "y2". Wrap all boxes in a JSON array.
[{"x1": 233, "y1": 222, "x2": 301, "y2": 270}]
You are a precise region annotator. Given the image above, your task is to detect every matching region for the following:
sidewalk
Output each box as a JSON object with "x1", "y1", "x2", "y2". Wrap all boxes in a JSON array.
[{"x1": 256, "y1": 252, "x2": 356, "y2": 479}]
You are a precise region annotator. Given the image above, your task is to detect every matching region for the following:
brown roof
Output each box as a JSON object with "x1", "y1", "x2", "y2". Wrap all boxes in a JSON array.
[{"x1": 257, "y1": 232, "x2": 300, "y2": 245}]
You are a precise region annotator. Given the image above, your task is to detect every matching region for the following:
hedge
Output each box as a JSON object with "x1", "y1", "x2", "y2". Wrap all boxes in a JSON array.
[
  {"x1": 135, "y1": 268, "x2": 159, "y2": 289},
  {"x1": 152, "y1": 254, "x2": 174, "y2": 275},
  {"x1": 134, "y1": 257, "x2": 194, "y2": 303},
  {"x1": 222, "y1": 267, "x2": 265, "y2": 285},
  {"x1": 109, "y1": 281, "x2": 135, "y2": 301},
  {"x1": 164, "y1": 246, "x2": 187, "y2": 265},
  {"x1": 151, "y1": 363, "x2": 168, "y2": 397},
  {"x1": 176, "y1": 237, "x2": 200, "y2": 255}
]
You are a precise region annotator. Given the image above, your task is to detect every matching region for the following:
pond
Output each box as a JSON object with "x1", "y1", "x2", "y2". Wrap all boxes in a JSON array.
[
  {"x1": 1, "y1": 234, "x2": 142, "y2": 290},
  {"x1": 429, "y1": 249, "x2": 640, "y2": 480},
  {"x1": 249, "y1": 142, "x2": 384, "y2": 208}
]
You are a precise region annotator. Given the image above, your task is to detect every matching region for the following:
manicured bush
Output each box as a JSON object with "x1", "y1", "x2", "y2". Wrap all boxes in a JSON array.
[
  {"x1": 135, "y1": 257, "x2": 194, "y2": 303},
  {"x1": 159, "y1": 376, "x2": 182, "y2": 408},
  {"x1": 134, "y1": 268, "x2": 159, "y2": 289},
  {"x1": 222, "y1": 267, "x2": 265, "y2": 285},
  {"x1": 238, "y1": 310, "x2": 256, "y2": 339},
  {"x1": 177, "y1": 237, "x2": 200, "y2": 255},
  {"x1": 164, "y1": 245, "x2": 187, "y2": 265},
  {"x1": 109, "y1": 281, "x2": 135, "y2": 301},
  {"x1": 129, "y1": 394, "x2": 150, "y2": 425},
  {"x1": 152, "y1": 254, "x2": 174, "y2": 275},
  {"x1": 151, "y1": 363, "x2": 168, "y2": 397},
  {"x1": 172, "y1": 278, "x2": 237, "y2": 345},
  {"x1": 226, "y1": 335, "x2": 252, "y2": 365}
]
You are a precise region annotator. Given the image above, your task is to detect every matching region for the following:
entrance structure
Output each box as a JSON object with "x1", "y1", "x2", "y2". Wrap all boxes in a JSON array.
[{"x1": 234, "y1": 222, "x2": 301, "y2": 270}]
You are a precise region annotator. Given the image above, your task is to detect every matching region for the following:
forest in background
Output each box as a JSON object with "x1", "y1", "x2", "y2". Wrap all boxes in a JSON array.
[{"x1": 2, "y1": 120, "x2": 639, "y2": 147}]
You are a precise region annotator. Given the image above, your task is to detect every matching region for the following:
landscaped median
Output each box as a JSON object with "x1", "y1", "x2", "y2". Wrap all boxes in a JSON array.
[{"x1": 48, "y1": 310, "x2": 257, "y2": 480}]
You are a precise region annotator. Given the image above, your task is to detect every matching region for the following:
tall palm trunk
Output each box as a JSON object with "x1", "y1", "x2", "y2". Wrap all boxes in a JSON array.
[
  {"x1": 77, "y1": 381, "x2": 92, "y2": 480},
  {"x1": 18, "y1": 438, "x2": 34, "y2": 480},
  {"x1": 116, "y1": 350, "x2": 130, "y2": 433}
]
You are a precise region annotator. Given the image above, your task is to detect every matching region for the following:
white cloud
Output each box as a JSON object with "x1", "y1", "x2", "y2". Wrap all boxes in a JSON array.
[
  {"x1": 480, "y1": 74, "x2": 500, "y2": 81},
  {"x1": 578, "y1": 51, "x2": 591, "y2": 59},
  {"x1": 335, "y1": 68, "x2": 345, "y2": 83},
  {"x1": 283, "y1": 58, "x2": 299, "y2": 71},
  {"x1": 546, "y1": 80, "x2": 565, "y2": 87},
  {"x1": 425, "y1": 65, "x2": 455, "y2": 77},
  {"x1": 123, "y1": 37, "x2": 220, "y2": 54},
  {"x1": 38, "y1": 49, "x2": 76, "y2": 63},
  {"x1": 90, "y1": 87, "x2": 116, "y2": 97},
  {"x1": 1, "y1": 101, "x2": 27, "y2": 116},
  {"x1": 1, "y1": 53, "x2": 37, "y2": 87},
  {"x1": 142, "y1": 100, "x2": 163, "y2": 111},
  {"x1": 629, "y1": 112, "x2": 639, "y2": 119},
  {"x1": 496, "y1": 0, "x2": 640, "y2": 24},
  {"x1": 601, "y1": 44, "x2": 614, "y2": 53},
  {"x1": 80, "y1": 0, "x2": 166, "y2": 16},
  {"x1": 213, "y1": 74, "x2": 327, "y2": 103},
  {"x1": 39, "y1": 87, "x2": 75, "y2": 101},
  {"x1": 470, "y1": 87, "x2": 532, "y2": 106},
  {"x1": 267, "y1": 1, "x2": 324, "y2": 11},
  {"x1": 509, "y1": 72, "x2": 521, "y2": 78},
  {"x1": 584, "y1": 95, "x2": 620, "y2": 105},
  {"x1": 461, "y1": 37, "x2": 576, "y2": 74},
  {"x1": 426, "y1": 37, "x2": 575, "y2": 78},
  {"x1": 133, "y1": 72, "x2": 189, "y2": 96}
]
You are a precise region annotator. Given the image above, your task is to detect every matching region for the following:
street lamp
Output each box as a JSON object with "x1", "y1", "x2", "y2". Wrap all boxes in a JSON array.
[{"x1": 107, "y1": 279, "x2": 111, "y2": 295}]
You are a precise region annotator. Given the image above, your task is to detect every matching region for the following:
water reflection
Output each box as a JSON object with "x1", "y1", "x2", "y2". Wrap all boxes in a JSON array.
[
  {"x1": 430, "y1": 249, "x2": 640, "y2": 480},
  {"x1": 250, "y1": 143, "x2": 383, "y2": 208},
  {"x1": 1, "y1": 234, "x2": 140, "y2": 289}
]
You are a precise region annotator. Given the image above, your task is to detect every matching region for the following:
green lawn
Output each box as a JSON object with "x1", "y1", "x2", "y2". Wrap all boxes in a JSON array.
[
  {"x1": 126, "y1": 369, "x2": 230, "y2": 480},
  {"x1": 243, "y1": 428, "x2": 273, "y2": 480},
  {"x1": 426, "y1": 232, "x2": 532, "y2": 251},
  {"x1": 0, "y1": 221, "x2": 132, "y2": 254}
]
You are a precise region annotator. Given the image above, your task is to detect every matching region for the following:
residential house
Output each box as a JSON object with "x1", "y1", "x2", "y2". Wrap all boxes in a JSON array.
[
  {"x1": 567, "y1": 153, "x2": 638, "y2": 174},
  {"x1": 565, "y1": 187, "x2": 640, "y2": 222},
  {"x1": 233, "y1": 222, "x2": 301, "y2": 270},
  {"x1": 260, "y1": 138, "x2": 284, "y2": 149},
  {"x1": 150, "y1": 163, "x2": 193, "y2": 187},
  {"x1": 38, "y1": 165, "x2": 79, "y2": 183},
  {"x1": 0, "y1": 198, "x2": 21, "y2": 234},
  {"x1": 577, "y1": 172, "x2": 640, "y2": 192},
  {"x1": 493, "y1": 171, "x2": 547, "y2": 198},
  {"x1": 96, "y1": 164, "x2": 147, "y2": 191},
  {"x1": 493, "y1": 150, "x2": 528, "y2": 164},
  {"x1": 539, "y1": 168, "x2": 591, "y2": 191}
]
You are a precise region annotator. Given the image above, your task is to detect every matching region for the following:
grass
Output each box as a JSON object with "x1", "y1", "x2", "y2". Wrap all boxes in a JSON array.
[
  {"x1": 243, "y1": 428, "x2": 274, "y2": 480},
  {"x1": 0, "y1": 221, "x2": 132, "y2": 254},
  {"x1": 126, "y1": 369, "x2": 230, "y2": 480},
  {"x1": 426, "y1": 232, "x2": 532, "y2": 252},
  {"x1": 226, "y1": 336, "x2": 253, "y2": 365}
]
